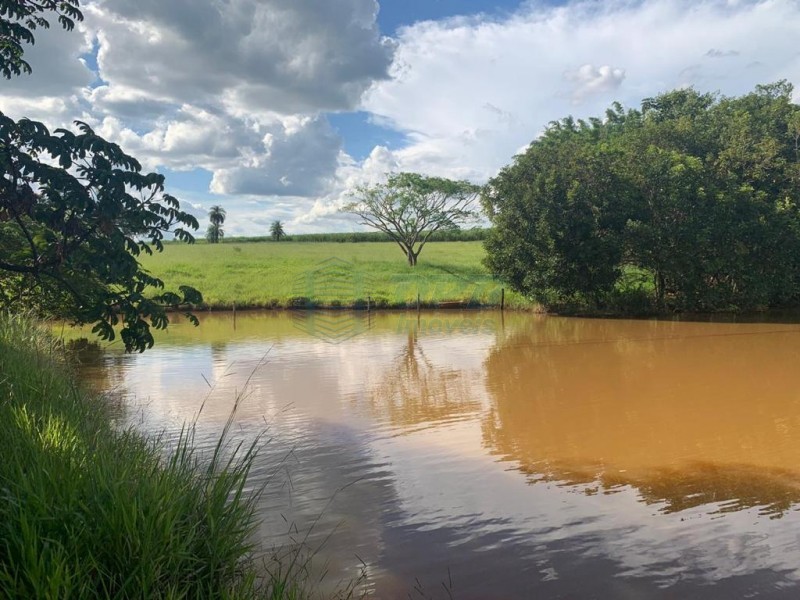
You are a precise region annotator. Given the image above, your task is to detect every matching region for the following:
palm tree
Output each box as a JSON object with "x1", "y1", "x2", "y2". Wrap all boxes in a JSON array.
[
  {"x1": 270, "y1": 220, "x2": 286, "y2": 241},
  {"x1": 206, "y1": 205, "x2": 226, "y2": 244}
]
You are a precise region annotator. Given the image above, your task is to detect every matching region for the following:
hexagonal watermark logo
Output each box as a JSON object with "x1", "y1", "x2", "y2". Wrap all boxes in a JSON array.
[
  {"x1": 290, "y1": 257, "x2": 374, "y2": 343},
  {"x1": 290, "y1": 310, "x2": 372, "y2": 344}
]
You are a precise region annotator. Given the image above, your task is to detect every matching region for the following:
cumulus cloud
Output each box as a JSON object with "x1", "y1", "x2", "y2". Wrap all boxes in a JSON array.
[
  {"x1": 359, "y1": 0, "x2": 800, "y2": 189},
  {"x1": 87, "y1": 85, "x2": 177, "y2": 123},
  {"x1": 0, "y1": 18, "x2": 93, "y2": 126},
  {"x1": 88, "y1": 0, "x2": 394, "y2": 114},
  {"x1": 1, "y1": 20, "x2": 93, "y2": 98},
  {"x1": 210, "y1": 116, "x2": 342, "y2": 196},
  {"x1": 88, "y1": 108, "x2": 344, "y2": 200},
  {"x1": 91, "y1": 107, "x2": 255, "y2": 171},
  {"x1": 0, "y1": 0, "x2": 395, "y2": 235},
  {"x1": 0, "y1": 95, "x2": 84, "y2": 127},
  {"x1": 77, "y1": 0, "x2": 394, "y2": 221}
]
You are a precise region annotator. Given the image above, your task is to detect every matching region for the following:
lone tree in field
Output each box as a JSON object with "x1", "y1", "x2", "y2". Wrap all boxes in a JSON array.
[
  {"x1": 344, "y1": 172, "x2": 480, "y2": 266},
  {"x1": 206, "y1": 205, "x2": 226, "y2": 243},
  {"x1": 270, "y1": 220, "x2": 286, "y2": 241},
  {"x1": 0, "y1": 0, "x2": 201, "y2": 353}
]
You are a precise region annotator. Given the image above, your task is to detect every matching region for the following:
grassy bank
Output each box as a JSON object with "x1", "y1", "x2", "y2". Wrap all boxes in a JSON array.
[
  {"x1": 0, "y1": 314, "x2": 263, "y2": 598},
  {"x1": 143, "y1": 240, "x2": 533, "y2": 309}
]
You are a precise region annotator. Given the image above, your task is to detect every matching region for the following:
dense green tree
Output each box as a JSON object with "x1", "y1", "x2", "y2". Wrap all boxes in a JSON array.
[
  {"x1": 625, "y1": 83, "x2": 800, "y2": 310},
  {"x1": 0, "y1": 0, "x2": 202, "y2": 352},
  {"x1": 206, "y1": 205, "x2": 226, "y2": 243},
  {"x1": 345, "y1": 172, "x2": 480, "y2": 266},
  {"x1": 484, "y1": 117, "x2": 631, "y2": 307},
  {"x1": 270, "y1": 219, "x2": 285, "y2": 241},
  {"x1": 485, "y1": 82, "x2": 800, "y2": 312}
]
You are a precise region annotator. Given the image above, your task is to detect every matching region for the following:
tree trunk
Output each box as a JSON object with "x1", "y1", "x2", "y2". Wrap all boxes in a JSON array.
[
  {"x1": 656, "y1": 270, "x2": 665, "y2": 310},
  {"x1": 407, "y1": 248, "x2": 417, "y2": 266}
]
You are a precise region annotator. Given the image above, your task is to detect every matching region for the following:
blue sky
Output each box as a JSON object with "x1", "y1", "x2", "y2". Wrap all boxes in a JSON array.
[
  {"x1": 2, "y1": 0, "x2": 799, "y2": 235},
  {"x1": 376, "y1": 0, "x2": 526, "y2": 33}
]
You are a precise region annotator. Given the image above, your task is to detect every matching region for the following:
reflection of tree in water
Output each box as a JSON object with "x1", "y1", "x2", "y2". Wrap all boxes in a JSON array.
[
  {"x1": 625, "y1": 463, "x2": 800, "y2": 518},
  {"x1": 65, "y1": 338, "x2": 129, "y2": 418},
  {"x1": 354, "y1": 330, "x2": 481, "y2": 431},
  {"x1": 507, "y1": 458, "x2": 800, "y2": 519},
  {"x1": 482, "y1": 317, "x2": 800, "y2": 518},
  {"x1": 210, "y1": 341, "x2": 227, "y2": 367}
]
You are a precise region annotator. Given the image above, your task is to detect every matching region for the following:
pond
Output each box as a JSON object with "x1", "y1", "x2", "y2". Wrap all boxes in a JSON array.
[{"x1": 73, "y1": 310, "x2": 800, "y2": 598}]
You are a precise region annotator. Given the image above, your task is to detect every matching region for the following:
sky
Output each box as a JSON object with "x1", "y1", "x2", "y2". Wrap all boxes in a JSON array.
[{"x1": 3, "y1": 0, "x2": 800, "y2": 236}]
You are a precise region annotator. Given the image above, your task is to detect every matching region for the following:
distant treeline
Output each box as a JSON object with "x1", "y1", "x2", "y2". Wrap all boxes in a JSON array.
[
  {"x1": 217, "y1": 228, "x2": 489, "y2": 244},
  {"x1": 484, "y1": 81, "x2": 800, "y2": 314}
]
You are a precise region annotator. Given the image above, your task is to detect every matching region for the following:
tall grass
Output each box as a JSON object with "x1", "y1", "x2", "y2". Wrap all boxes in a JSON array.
[{"x1": 0, "y1": 313, "x2": 263, "y2": 599}]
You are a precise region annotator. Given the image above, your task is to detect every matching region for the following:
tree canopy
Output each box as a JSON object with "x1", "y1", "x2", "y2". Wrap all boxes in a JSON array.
[
  {"x1": 270, "y1": 220, "x2": 285, "y2": 241},
  {"x1": 1, "y1": 0, "x2": 202, "y2": 352},
  {"x1": 206, "y1": 205, "x2": 226, "y2": 243},
  {"x1": 345, "y1": 172, "x2": 480, "y2": 266},
  {"x1": 484, "y1": 82, "x2": 800, "y2": 312},
  {"x1": 0, "y1": 116, "x2": 202, "y2": 351}
]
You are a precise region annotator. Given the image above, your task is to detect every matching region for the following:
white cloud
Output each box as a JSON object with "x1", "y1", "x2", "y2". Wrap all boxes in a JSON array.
[
  {"x1": 359, "y1": 0, "x2": 800, "y2": 189},
  {"x1": 79, "y1": 0, "x2": 395, "y2": 209},
  {"x1": 87, "y1": 85, "x2": 177, "y2": 123},
  {"x1": 0, "y1": 95, "x2": 84, "y2": 126},
  {"x1": 0, "y1": 0, "x2": 394, "y2": 235},
  {"x1": 0, "y1": 18, "x2": 93, "y2": 126},
  {"x1": 1, "y1": 20, "x2": 93, "y2": 98},
  {"x1": 91, "y1": 107, "x2": 254, "y2": 171},
  {"x1": 292, "y1": 145, "x2": 399, "y2": 228},
  {"x1": 210, "y1": 116, "x2": 342, "y2": 196},
  {"x1": 88, "y1": 0, "x2": 394, "y2": 114}
]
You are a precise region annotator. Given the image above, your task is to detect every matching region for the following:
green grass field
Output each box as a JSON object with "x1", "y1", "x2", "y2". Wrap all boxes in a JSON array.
[{"x1": 144, "y1": 241, "x2": 532, "y2": 309}]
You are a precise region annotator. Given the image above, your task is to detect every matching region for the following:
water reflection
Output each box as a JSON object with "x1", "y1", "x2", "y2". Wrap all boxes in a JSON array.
[
  {"x1": 70, "y1": 311, "x2": 800, "y2": 598},
  {"x1": 350, "y1": 327, "x2": 483, "y2": 433},
  {"x1": 483, "y1": 317, "x2": 800, "y2": 518}
]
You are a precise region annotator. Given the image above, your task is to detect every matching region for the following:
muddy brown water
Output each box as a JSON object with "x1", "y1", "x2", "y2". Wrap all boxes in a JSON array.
[{"x1": 72, "y1": 311, "x2": 800, "y2": 598}]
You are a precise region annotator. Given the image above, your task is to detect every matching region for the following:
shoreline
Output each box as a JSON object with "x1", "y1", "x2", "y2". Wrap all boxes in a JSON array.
[{"x1": 166, "y1": 302, "x2": 800, "y2": 324}]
